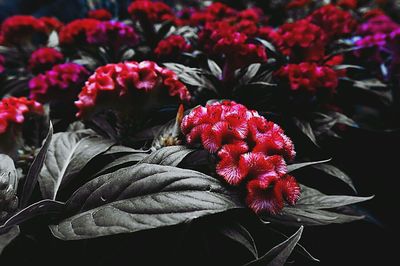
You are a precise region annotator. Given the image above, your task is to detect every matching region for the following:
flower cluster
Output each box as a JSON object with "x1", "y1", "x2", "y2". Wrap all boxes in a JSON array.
[
  {"x1": 40, "y1": 17, "x2": 64, "y2": 33},
  {"x1": 28, "y1": 47, "x2": 64, "y2": 74},
  {"x1": 181, "y1": 100, "x2": 299, "y2": 214},
  {"x1": 154, "y1": 35, "x2": 191, "y2": 58},
  {"x1": 275, "y1": 63, "x2": 340, "y2": 95},
  {"x1": 274, "y1": 19, "x2": 327, "y2": 62},
  {"x1": 0, "y1": 97, "x2": 43, "y2": 135},
  {"x1": 87, "y1": 9, "x2": 112, "y2": 21},
  {"x1": 29, "y1": 63, "x2": 89, "y2": 103},
  {"x1": 308, "y1": 4, "x2": 357, "y2": 40},
  {"x1": 59, "y1": 19, "x2": 101, "y2": 47},
  {"x1": 128, "y1": 0, "x2": 175, "y2": 23},
  {"x1": 75, "y1": 61, "x2": 190, "y2": 118},
  {"x1": 87, "y1": 21, "x2": 139, "y2": 50},
  {"x1": 0, "y1": 15, "x2": 47, "y2": 45}
]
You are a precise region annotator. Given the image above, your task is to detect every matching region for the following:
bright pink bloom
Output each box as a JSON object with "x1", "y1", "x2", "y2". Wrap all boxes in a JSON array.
[
  {"x1": 0, "y1": 97, "x2": 43, "y2": 134},
  {"x1": 154, "y1": 35, "x2": 191, "y2": 58},
  {"x1": 181, "y1": 101, "x2": 299, "y2": 214},
  {"x1": 357, "y1": 15, "x2": 399, "y2": 36},
  {"x1": 87, "y1": 9, "x2": 112, "y2": 21},
  {"x1": 75, "y1": 61, "x2": 190, "y2": 118},
  {"x1": 29, "y1": 63, "x2": 89, "y2": 103},
  {"x1": 354, "y1": 33, "x2": 387, "y2": 63},
  {"x1": 246, "y1": 175, "x2": 300, "y2": 214},
  {"x1": 308, "y1": 4, "x2": 357, "y2": 40},
  {"x1": 28, "y1": 47, "x2": 64, "y2": 74},
  {"x1": 0, "y1": 15, "x2": 47, "y2": 45}
]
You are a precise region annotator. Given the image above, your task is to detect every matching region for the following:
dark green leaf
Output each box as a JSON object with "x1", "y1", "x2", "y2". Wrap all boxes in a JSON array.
[
  {"x1": 140, "y1": 146, "x2": 195, "y2": 167},
  {"x1": 103, "y1": 145, "x2": 149, "y2": 155},
  {"x1": 219, "y1": 222, "x2": 258, "y2": 259},
  {"x1": 20, "y1": 123, "x2": 53, "y2": 208},
  {"x1": 239, "y1": 63, "x2": 261, "y2": 85},
  {"x1": 51, "y1": 164, "x2": 242, "y2": 240},
  {"x1": 94, "y1": 153, "x2": 148, "y2": 176},
  {"x1": 312, "y1": 164, "x2": 357, "y2": 193},
  {"x1": 332, "y1": 65, "x2": 364, "y2": 71},
  {"x1": 0, "y1": 226, "x2": 19, "y2": 255},
  {"x1": 293, "y1": 118, "x2": 318, "y2": 146},
  {"x1": 244, "y1": 226, "x2": 303, "y2": 266},
  {"x1": 287, "y1": 159, "x2": 331, "y2": 173},
  {"x1": 38, "y1": 132, "x2": 115, "y2": 200},
  {"x1": 0, "y1": 155, "x2": 18, "y2": 191}
]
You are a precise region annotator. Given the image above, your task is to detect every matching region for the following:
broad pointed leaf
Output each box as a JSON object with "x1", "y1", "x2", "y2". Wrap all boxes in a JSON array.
[
  {"x1": 287, "y1": 159, "x2": 331, "y2": 173},
  {"x1": 0, "y1": 226, "x2": 19, "y2": 255},
  {"x1": 140, "y1": 146, "x2": 194, "y2": 167},
  {"x1": 219, "y1": 222, "x2": 258, "y2": 259},
  {"x1": 312, "y1": 164, "x2": 357, "y2": 193}
]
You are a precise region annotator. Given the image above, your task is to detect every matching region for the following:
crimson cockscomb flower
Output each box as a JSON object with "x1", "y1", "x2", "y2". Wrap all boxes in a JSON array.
[
  {"x1": 128, "y1": 0, "x2": 175, "y2": 23},
  {"x1": 29, "y1": 63, "x2": 89, "y2": 103},
  {"x1": 0, "y1": 97, "x2": 43, "y2": 135},
  {"x1": 87, "y1": 9, "x2": 112, "y2": 21},
  {"x1": 39, "y1": 17, "x2": 64, "y2": 33},
  {"x1": 75, "y1": 61, "x2": 190, "y2": 118},
  {"x1": 274, "y1": 63, "x2": 340, "y2": 95},
  {"x1": 87, "y1": 21, "x2": 139, "y2": 51},
  {"x1": 154, "y1": 35, "x2": 191, "y2": 58},
  {"x1": 308, "y1": 4, "x2": 357, "y2": 40},
  {"x1": 181, "y1": 100, "x2": 299, "y2": 214},
  {"x1": 59, "y1": 19, "x2": 101, "y2": 47},
  {"x1": 0, "y1": 15, "x2": 47, "y2": 45},
  {"x1": 28, "y1": 47, "x2": 64, "y2": 74},
  {"x1": 276, "y1": 19, "x2": 327, "y2": 62}
]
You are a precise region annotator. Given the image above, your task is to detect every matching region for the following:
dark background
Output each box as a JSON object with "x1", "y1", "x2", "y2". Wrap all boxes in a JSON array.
[{"x1": 1, "y1": 0, "x2": 398, "y2": 265}]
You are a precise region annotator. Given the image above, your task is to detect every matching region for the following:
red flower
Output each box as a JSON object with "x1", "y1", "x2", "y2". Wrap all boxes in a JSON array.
[
  {"x1": 337, "y1": 0, "x2": 358, "y2": 9},
  {"x1": 87, "y1": 9, "x2": 112, "y2": 21},
  {"x1": 0, "y1": 97, "x2": 43, "y2": 134},
  {"x1": 0, "y1": 55, "x2": 4, "y2": 74},
  {"x1": 274, "y1": 63, "x2": 339, "y2": 95},
  {"x1": 75, "y1": 61, "x2": 190, "y2": 118},
  {"x1": 154, "y1": 35, "x2": 191, "y2": 58},
  {"x1": 308, "y1": 4, "x2": 357, "y2": 40},
  {"x1": 39, "y1": 17, "x2": 64, "y2": 32},
  {"x1": 28, "y1": 47, "x2": 64, "y2": 74},
  {"x1": 246, "y1": 175, "x2": 300, "y2": 214},
  {"x1": 29, "y1": 63, "x2": 89, "y2": 103},
  {"x1": 286, "y1": 0, "x2": 312, "y2": 9},
  {"x1": 0, "y1": 15, "x2": 47, "y2": 45},
  {"x1": 276, "y1": 19, "x2": 327, "y2": 62},
  {"x1": 181, "y1": 100, "x2": 299, "y2": 214},
  {"x1": 87, "y1": 21, "x2": 139, "y2": 50},
  {"x1": 59, "y1": 19, "x2": 101, "y2": 46},
  {"x1": 128, "y1": 0, "x2": 174, "y2": 23}
]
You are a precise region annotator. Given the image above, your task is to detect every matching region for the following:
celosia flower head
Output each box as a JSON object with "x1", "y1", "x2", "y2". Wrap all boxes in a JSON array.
[
  {"x1": 28, "y1": 47, "x2": 64, "y2": 74},
  {"x1": 0, "y1": 97, "x2": 43, "y2": 134},
  {"x1": 128, "y1": 0, "x2": 175, "y2": 23},
  {"x1": 29, "y1": 63, "x2": 89, "y2": 103},
  {"x1": 75, "y1": 61, "x2": 190, "y2": 118},
  {"x1": 181, "y1": 101, "x2": 299, "y2": 214},
  {"x1": 0, "y1": 15, "x2": 47, "y2": 45},
  {"x1": 87, "y1": 9, "x2": 113, "y2": 21},
  {"x1": 59, "y1": 19, "x2": 101, "y2": 47},
  {"x1": 154, "y1": 34, "x2": 191, "y2": 58}
]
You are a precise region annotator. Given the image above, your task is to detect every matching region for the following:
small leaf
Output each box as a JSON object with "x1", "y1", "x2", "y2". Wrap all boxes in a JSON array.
[
  {"x1": 0, "y1": 226, "x2": 19, "y2": 255},
  {"x1": 20, "y1": 123, "x2": 53, "y2": 208},
  {"x1": 287, "y1": 159, "x2": 331, "y2": 173},
  {"x1": 0, "y1": 200, "x2": 65, "y2": 229},
  {"x1": 140, "y1": 146, "x2": 195, "y2": 167},
  {"x1": 103, "y1": 145, "x2": 149, "y2": 155},
  {"x1": 120, "y1": 49, "x2": 135, "y2": 61},
  {"x1": 208, "y1": 59, "x2": 222, "y2": 78},
  {"x1": 293, "y1": 118, "x2": 318, "y2": 146},
  {"x1": 51, "y1": 164, "x2": 242, "y2": 240},
  {"x1": 239, "y1": 63, "x2": 261, "y2": 85},
  {"x1": 332, "y1": 64, "x2": 364, "y2": 71},
  {"x1": 38, "y1": 132, "x2": 115, "y2": 200},
  {"x1": 312, "y1": 164, "x2": 357, "y2": 193},
  {"x1": 47, "y1": 31, "x2": 59, "y2": 47},
  {"x1": 219, "y1": 222, "x2": 258, "y2": 259},
  {"x1": 244, "y1": 226, "x2": 303, "y2": 266}
]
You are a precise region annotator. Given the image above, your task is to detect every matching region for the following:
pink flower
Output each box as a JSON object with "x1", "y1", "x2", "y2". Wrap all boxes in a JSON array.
[
  {"x1": 128, "y1": 0, "x2": 175, "y2": 23},
  {"x1": 29, "y1": 63, "x2": 89, "y2": 103},
  {"x1": 59, "y1": 19, "x2": 101, "y2": 46},
  {"x1": 28, "y1": 47, "x2": 64, "y2": 74},
  {"x1": 0, "y1": 97, "x2": 43, "y2": 134},
  {"x1": 75, "y1": 61, "x2": 190, "y2": 118},
  {"x1": 181, "y1": 101, "x2": 299, "y2": 214}
]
